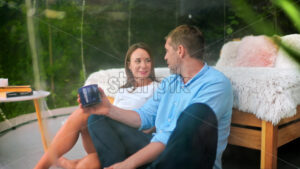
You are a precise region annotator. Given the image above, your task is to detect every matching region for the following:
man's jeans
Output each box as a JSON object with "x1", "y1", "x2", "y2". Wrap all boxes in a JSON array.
[{"x1": 88, "y1": 103, "x2": 218, "y2": 169}]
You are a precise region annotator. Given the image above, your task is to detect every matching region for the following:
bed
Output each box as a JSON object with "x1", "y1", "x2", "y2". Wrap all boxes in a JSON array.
[{"x1": 215, "y1": 34, "x2": 300, "y2": 169}]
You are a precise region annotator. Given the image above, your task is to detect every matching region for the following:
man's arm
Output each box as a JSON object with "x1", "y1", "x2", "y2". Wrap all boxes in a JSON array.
[
  {"x1": 106, "y1": 142, "x2": 165, "y2": 169},
  {"x1": 107, "y1": 106, "x2": 141, "y2": 128},
  {"x1": 79, "y1": 87, "x2": 142, "y2": 128}
]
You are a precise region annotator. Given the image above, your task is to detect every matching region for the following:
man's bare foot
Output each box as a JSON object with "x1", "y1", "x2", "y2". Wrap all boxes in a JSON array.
[{"x1": 56, "y1": 157, "x2": 80, "y2": 169}]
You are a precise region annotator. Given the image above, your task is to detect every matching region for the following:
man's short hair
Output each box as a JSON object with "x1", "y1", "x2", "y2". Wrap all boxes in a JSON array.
[{"x1": 166, "y1": 25, "x2": 205, "y2": 60}]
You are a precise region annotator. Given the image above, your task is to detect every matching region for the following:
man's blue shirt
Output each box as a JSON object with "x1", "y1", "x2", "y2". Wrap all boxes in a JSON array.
[{"x1": 134, "y1": 64, "x2": 233, "y2": 169}]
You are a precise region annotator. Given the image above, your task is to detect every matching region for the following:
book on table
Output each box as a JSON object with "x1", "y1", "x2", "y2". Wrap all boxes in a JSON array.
[{"x1": 0, "y1": 86, "x2": 33, "y2": 98}]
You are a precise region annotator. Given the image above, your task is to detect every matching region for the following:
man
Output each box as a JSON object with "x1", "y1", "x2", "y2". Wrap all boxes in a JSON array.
[{"x1": 84, "y1": 25, "x2": 233, "y2": 169}]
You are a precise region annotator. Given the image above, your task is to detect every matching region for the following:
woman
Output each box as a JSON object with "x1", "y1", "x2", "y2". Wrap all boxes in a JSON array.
[{"x1": 35, "y1": 42, "x2": 159, "y2": 169}]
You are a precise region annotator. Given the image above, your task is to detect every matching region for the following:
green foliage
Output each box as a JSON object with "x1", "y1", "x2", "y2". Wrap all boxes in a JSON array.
[
  {"x1": 230, "y1": 0, "x2": 300, "y2": 65},
  {"x1": 273, "y1": 35, "x2": 300, "y2": 64},
  {"x1": 273, "y1": 0, "x2": 300, "y2": 32},
  {"x1": 0, "y1": 102, "x2": 35, "y2": 120},
  {"x1": 225, "y1": 15, "x2": 239, "y2": 35},
  {"x1": 1, "y1": 0, "x2": 299, "y2": 121},
  {"x1": 0, "y1": 0, "x2": 34, "y2": 119},
  {"x1": 230, "y1": 0, "x2": 280, "y2": 36}
]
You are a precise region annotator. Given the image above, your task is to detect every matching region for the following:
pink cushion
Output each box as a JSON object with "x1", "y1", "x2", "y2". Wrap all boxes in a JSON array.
[{"x1": 235, "y1": 36, "x2": 278, "y2": 67}]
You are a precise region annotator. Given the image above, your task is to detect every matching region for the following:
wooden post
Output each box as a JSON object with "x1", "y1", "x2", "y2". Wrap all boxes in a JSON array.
[
  {"x1": 33, "y1": 99, "x2": 48, "y2": 151},
  {"x1": 261, "y1": 120, "x2": 278, "y2": 169}
]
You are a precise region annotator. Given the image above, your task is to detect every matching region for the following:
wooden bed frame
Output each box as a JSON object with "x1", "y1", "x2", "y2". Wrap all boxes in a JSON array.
[{"x1": 228, "y1": 105, "x2": 300, "y2": 169}]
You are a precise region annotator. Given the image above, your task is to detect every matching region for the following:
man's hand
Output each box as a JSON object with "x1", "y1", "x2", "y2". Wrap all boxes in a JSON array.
[
  {"x1": 104, "y1": 160, "x2": 135, "y2": 169},
  {"x1": 78, "y1": 87, "x2": 141, "y2": 128},
  {"x1": 77, "y1": 87, "x2": 112, "y2": 116},
  {"x1": 105, "y1": 142, "x2": 165, "y2": 169}
]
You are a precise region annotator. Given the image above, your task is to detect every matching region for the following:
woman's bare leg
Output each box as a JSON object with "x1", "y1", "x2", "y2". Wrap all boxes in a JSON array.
[
  {"x1": 56, "y1": 119, "x2": 98, "y2": 168},
  {"x1": 34, "y1": 108, "x2": 92, "y2": 169},
  {"x1": 81, "y1": 124, "x2": 96, "y2": 153}
]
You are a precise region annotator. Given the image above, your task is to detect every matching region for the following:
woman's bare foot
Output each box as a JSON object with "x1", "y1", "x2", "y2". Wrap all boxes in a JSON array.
[
  {"x1": 56, "y1": 157, "x2": 80, "y2": 169},
  {"x1": 75, "y1": 153, "x2": 100, "y2": 169},
  {"x1": 56, "y1": 154, "x2": 100, "y2": 169}
]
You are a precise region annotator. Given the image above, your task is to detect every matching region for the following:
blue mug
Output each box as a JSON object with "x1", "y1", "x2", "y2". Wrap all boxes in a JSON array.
[{"x1": 78, "y1": 84, "x2": 101, "y2": 107}]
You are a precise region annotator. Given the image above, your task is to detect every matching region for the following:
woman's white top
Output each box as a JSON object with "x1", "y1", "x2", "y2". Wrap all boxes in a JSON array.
[{"x1": 113, "y1": 81, "x2": 160, "y2": 110}]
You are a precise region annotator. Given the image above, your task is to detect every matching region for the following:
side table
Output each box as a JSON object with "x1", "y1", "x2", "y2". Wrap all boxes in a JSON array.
[{"x1": 0, "y1": 90, "x2": 50, "y2": 151}]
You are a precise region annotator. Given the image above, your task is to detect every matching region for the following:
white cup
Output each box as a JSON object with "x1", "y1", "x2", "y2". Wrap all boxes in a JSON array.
[{"x1": 0, "y1": 78, "x2": 8, "y2": 87}]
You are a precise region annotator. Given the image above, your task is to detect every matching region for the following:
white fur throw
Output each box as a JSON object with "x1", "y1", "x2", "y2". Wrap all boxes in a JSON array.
[
  {"x1": 215, "y1": 34, "x2": 300, "y2": 124},
  {"x1": 216, "y1": 34, "x2": 300, "y2": 69},
  {"x1": 235, "y1": 35, "x2": 278, "y2": 67},
  {"x1": 85, "y1": 66, "x2": 300, "y2": 125},
  {"x1": 216, "y1": 67, "x2": 300, "y2": 125}
]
